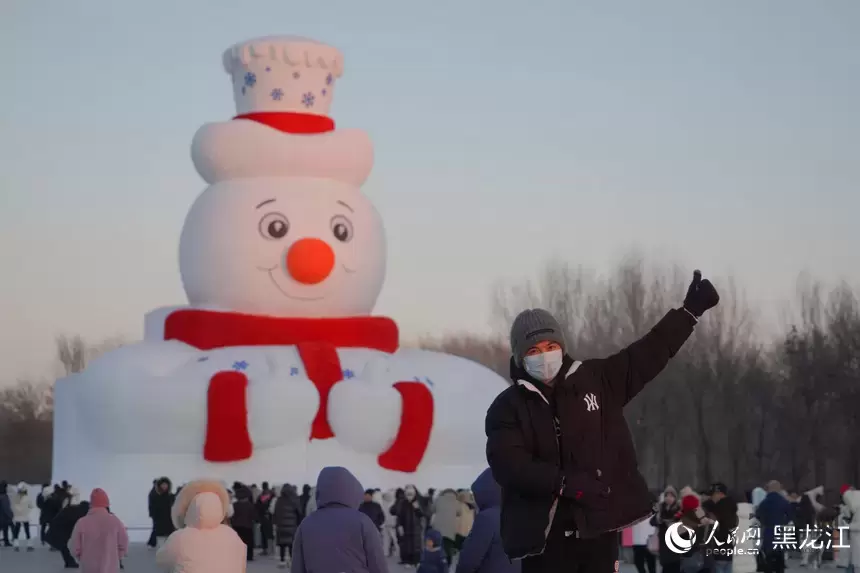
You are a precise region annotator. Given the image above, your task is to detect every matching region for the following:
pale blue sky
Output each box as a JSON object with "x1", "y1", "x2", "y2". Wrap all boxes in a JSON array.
[{"x1": 1, "y1": 0, "x2": 858, "y2": 385}]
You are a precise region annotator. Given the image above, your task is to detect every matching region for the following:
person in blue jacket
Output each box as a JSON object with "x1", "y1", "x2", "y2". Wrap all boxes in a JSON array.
[
  {"x1": 456, "y1": 469, "x2": 520, "y2": 573},
  {"x1": 418, "y1": 529, "x2": 449, "y2": 573},
  {"x1": 756, "y1": 480, "x2": 794, "y2": 573},
  {"x1": 291, "y1": 466, "x2": 387, "y2": 573}
]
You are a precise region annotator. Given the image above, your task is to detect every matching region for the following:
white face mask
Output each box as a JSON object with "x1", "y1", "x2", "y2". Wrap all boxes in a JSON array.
[{"x1": 522, "y1": 349, "x2": 563, "y2": 382}]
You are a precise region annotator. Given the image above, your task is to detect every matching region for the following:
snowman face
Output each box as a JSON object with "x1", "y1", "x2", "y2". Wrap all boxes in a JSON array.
[{"x1": 179, "y1": 177, "x2": 386, "y2": 317}]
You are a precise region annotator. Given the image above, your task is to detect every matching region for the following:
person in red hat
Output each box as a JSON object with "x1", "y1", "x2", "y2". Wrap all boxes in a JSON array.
[{"x1": 674, "y1": 494, "x2": 711, "y2": 573}]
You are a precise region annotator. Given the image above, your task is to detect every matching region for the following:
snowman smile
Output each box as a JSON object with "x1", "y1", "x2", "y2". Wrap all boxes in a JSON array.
[{"x1": 257, "y1": 264, "x2": 355, "y2": 301}]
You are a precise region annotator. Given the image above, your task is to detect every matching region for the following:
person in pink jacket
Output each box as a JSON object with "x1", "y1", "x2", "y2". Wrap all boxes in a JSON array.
[
  {"x1": 156, "y1": 479, "x2": 246, "y2": 573},
  {"x1": 69, "y1": 489, "x2": 129, "y2": 573}
]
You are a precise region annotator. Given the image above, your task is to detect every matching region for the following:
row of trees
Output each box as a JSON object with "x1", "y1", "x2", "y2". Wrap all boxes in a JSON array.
[
  {"x1": 429, "y1": 257, "x2": 860, "y2": 501},
  {"x1": 3, "y1": 256, "x2": 858, "y2": 503},
  {"x1": 0, "y1": 336, "x2": 120, "y2": 482}
]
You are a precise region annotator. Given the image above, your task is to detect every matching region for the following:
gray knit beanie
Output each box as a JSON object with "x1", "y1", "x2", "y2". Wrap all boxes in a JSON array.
[{"x1": 509, "y1": 308, "x2": 567, "y2": 365}]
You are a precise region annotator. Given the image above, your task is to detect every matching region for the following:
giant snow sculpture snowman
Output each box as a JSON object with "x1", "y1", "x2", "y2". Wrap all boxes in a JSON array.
[{"x1": 52, "y1": 36, "x2": 509, "y2": 531}]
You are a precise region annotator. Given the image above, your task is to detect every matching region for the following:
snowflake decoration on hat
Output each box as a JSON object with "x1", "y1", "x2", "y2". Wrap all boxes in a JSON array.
[
  {"x1": 293, "y1": 71, "x2": 300, "y2": 79},
  {"x1": 326, "y1": 73, "x2": 333, "y2": 86},
  {"x1": 301, "y1": 92, "x2": 315, "y2": 108},
  {"x1": 321, "y1": 88, "x2": 327, "y2": 96},
  {"x1": 244, "y1": 72, "x2": 257, "y2": 87},
  {"x1": 271, "y1": 88, "x2": 284, "y2": 101}
]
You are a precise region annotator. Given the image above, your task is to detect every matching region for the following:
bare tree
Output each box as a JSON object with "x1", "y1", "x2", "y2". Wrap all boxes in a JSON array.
[
  {"x1": 0, "y1": 335, "x2": 126, "y2": 482},
  {"x1": 418, "y1": 333, "x2": 510, "y2": 378},
  {"x1": 56, "y1": 334, "x2": 124, "y2": 375},
  {"x1": 681, "y1": 279, "x2": 759, "y2": 487},
  {"x1": 56, "y1": 334, "x2": 88, "y2": 375},
  {"x1": 0, "y1": 379, "x2": 54, "y2": 482}
]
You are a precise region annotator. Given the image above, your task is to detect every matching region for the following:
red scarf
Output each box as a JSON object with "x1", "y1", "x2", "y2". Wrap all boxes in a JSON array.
[{"x1": 164, "y1": 309, "x2": 433, "y2": 472}]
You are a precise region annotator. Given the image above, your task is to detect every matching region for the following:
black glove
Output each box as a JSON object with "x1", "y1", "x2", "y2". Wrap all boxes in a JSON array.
[
  {"x1": 561, "y1": 471, "x2": 611, "y2": 509},
  {"x1": 683, "y1": 270, "x2": 719, "y2": 318}
]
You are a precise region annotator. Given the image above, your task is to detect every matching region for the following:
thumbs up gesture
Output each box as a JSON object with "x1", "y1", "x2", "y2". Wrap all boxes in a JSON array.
[{"x1": 683, "y1": 269, "x2": 720, "y2": 318}]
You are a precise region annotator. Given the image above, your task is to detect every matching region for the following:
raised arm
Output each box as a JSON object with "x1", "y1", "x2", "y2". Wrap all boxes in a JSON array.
[
  {"x1": 485, "y1": 393, "x2": 562, "y2": 497},
  {"x1": 598, "y1": 308, "x2": 695, "y2": 406},
  {"x1": 599, "y1": 271, "x2": 719, "y2": 406}
]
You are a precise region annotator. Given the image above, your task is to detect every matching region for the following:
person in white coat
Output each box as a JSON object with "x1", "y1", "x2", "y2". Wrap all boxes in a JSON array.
[
  {"x1": 837, "y1": 485, "x2": 854, "y2": 569},
  {"x1": 734, "y1": 492, "x2": 758, "y2": 573},
  {"x1": 156, "y1": 479, "x2": 247, "y2": 573},
  {"x1": 304, "y1": 487, "x2": 317, "y2": 517},
  {"x1": 843, "y1": 485, "x2": 860, "y2": 573},
  {"x1": 380, "y1": 489, "x2": 399, "y2": 559},
  {"x1": 630, "y1": 517, "x2": 657, "y2": 573},
  {"x1": 11, "y1": 482, "x2": 35, "y2": 551},
  {"x1": 431, "y1": 489, "x2": 461, "y2": 563},
  {"x1": 798, "y1": 486, "x2": 825, "y2": 567}
]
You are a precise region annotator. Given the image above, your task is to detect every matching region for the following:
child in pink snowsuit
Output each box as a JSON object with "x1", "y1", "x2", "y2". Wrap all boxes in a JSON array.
[{"x1": 69, "y1": 489, "x2": 129, "y2": 573}]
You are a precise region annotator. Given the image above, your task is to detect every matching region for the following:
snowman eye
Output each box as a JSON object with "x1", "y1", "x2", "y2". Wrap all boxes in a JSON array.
[
  {"x1": 330, "y1": 215, "x2": 353, "y2": 243},
  {"x1": 259, "y1": 212, "x2": 290, "y2": 240}
]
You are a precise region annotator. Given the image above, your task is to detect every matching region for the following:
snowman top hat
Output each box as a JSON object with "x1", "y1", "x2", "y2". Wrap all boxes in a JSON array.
[
  {"x1": 223, "y1": 36, "x2": 343, "y2": 130},
  {"x1": 192, "y1": 35, "x2": 373, "y2": 186}
]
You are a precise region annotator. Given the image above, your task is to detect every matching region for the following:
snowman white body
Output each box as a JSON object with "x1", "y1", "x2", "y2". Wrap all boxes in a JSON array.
[{"x1": 52, "y1": 36, "x2": 508, "y2": 535}]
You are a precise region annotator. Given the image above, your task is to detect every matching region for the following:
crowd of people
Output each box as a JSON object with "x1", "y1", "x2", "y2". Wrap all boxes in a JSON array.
[
  {"x1": 0, "y1": 479, "x2": 128, "y2": 569},
  {"x1": 142, "y1": 470, "x2": 499, "y2": 571},
  {"x1": 0, "y1": 466, "x2": 515, "y2": 573},
  {"x1": 636, "y1": 480, "x2": 860, "y2": 573},
  {"x1": 3, "y1": 471, "x2": 859, "y2": 573}
]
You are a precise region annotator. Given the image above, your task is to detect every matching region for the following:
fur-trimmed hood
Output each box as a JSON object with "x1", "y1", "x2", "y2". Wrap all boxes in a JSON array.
[{"x1": 172, "y1": 479, "x2": 232, "y2": 530}]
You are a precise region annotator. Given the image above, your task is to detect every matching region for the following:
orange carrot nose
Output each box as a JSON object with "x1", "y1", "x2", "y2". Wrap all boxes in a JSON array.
[{"x1": 286, "y1": 238, "x2": 335, "y2": 284}]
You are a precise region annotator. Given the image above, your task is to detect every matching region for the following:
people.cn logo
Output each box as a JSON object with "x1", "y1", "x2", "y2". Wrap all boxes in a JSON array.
[{"x1": 665, "y1": 521, "x2": 697, "y2": 554}]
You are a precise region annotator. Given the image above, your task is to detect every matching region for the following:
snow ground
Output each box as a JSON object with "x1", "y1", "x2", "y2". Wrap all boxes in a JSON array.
[{"x1": 0, "y1": 542, "x2": 824, "y2": 572}]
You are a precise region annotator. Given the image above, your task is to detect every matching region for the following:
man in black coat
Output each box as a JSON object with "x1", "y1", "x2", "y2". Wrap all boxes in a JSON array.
[
  {"x1": 358, "y1": 489, "x2": 386, "y2": 531},
  {"x1": 702, "y1": 482, "x2": 738, "y2": 572},
  {"x1": 486, "y1": 270, "x2": 719, "y2": 572},
  {"x1": 38, "y1": 485, "x2": 65, "y2": 548},
  {"x1": 46, "y1": 498, "x2": 90, "y2": 568},
  {"x1": 146, "y1": 479, "x2": 158, "y2": 548},
  {"x1": 0, "y1": 481, "x2": 12, "y2": 547},
  {"x1": 149, "y1": 477, "x2": 176, "y2": 547}
]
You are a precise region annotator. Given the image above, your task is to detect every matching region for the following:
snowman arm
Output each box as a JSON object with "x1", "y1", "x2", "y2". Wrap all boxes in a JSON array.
[
  {"x1": 377, "y1": 381, "x2": 434, "y2": 473},
  {"x1": 328, "y1": 377, "x2": 434, "y2": 471},
  {"x1": 485, "y1": 395, "x2": 563, "y2": 497}
]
